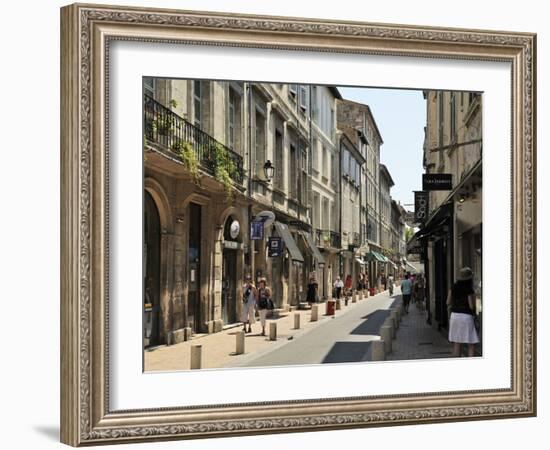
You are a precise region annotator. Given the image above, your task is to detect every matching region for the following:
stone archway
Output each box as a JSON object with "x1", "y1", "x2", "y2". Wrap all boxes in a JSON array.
[{"x1": 144, "y1": 178, "x2": 174, "y2": 345}]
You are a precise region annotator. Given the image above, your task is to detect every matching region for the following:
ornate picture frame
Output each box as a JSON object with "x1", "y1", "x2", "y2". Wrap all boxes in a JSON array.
[{"x1": 60, "y1": 3, "x2": 536, "y2": 446}]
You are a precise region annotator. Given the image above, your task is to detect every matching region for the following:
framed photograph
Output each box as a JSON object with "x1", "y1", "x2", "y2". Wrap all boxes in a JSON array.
[{"x1": 60, "y1": 3, "x2": 536, "y2": 446}]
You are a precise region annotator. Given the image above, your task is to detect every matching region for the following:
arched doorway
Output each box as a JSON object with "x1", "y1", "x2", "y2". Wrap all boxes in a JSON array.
[
  {"x1": 221, "y1": 215, "x2": 240, "y2": 324},
  {"x1": 144, "y1": 191, "x2": 161, "y2": 347}
]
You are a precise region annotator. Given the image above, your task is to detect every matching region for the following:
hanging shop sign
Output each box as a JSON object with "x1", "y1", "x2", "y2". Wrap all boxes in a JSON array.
[
  {"x1": 267, "y1": 236, "x2": 283, "y2": 257},
  {"x1": 250, "y1": 220, "x2": 264, "y2": 240},
  {"x1": 422, "y1": 173, "x2": 452, "y2": 191},
  {"x1": 414, "y1": 191, "x2": 429, "y2": 223}
]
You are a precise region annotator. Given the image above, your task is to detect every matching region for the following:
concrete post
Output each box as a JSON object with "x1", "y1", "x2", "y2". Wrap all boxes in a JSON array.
[
  {"x1": 311, "y1": 305, "x2": 319, "y2": 322},
  {"x1": 380, "y1": 325, "x2": 393, "y2": 354},
  {"x1": 294, "y1": 313, "x2": 300, "y2": 330},
  {"x1": 183, "y1": 327, "x2": 192, "y2": 341},
  {"x1": 383, "y1": 317, "x2": 395, "y2": 339},
  {"x1": 390, "y1": 310, "x2": 399, "y2": 329},
  {"x1": 190, "y1": 345, "x2": 202, "y2": 369},
  {"x1": 371, "y1": 340, "x2": 385, "y2": 361},
  {"x1": 335, "y1": 299, "x2": 342, "y2": 310},
  {"x1": 235, "y1": 331, "x2": 245, "y2": 355},
  {"x1": 352, "y1": 290, "x2": 357, "y2": 303},
  {"x1": 269, "y1": 322, "x2": 277, "y2": 341}
]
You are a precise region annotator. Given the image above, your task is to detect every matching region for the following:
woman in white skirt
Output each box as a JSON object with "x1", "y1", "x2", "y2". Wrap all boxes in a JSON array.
[
  {"x1": 446, "y1": 267, "x2": 479, "y2": 357},
  {"x1": 241, "y1": 275, "x2": 257, "y2": 333}
]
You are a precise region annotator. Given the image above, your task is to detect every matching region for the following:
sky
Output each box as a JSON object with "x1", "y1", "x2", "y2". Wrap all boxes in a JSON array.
[{"x1": 337, "y1": 87, "x2": 426, "y2": 210}]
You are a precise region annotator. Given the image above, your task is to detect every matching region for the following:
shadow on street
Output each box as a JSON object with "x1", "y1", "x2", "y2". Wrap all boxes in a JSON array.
[{"x1": 322, "y1": 341, "x2": 372, "y2": 364}]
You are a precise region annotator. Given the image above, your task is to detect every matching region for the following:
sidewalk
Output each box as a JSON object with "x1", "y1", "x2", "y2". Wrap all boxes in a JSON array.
[
  {"x1": 385, "y1": 297, "x2": 453, "y2": 360},
  {"x1": 144, "y1": 291, "x2": 375, "y2": 372}
]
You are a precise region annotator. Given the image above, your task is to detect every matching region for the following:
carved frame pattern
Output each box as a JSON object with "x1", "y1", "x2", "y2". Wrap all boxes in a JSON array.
[{"x1": 60, "y1": 3, "x2": 536, "y2": 446}]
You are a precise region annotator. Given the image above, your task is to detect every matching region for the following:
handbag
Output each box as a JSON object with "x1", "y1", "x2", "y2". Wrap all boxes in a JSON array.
[{"x1": 267, "y1": 298, "x2": 275, "y2": 310}]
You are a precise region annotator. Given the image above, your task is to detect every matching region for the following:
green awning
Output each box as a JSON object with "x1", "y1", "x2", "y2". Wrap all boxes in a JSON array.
[
  {"x1": 300, "y1": 231, "x2": 325, "y2": 266},
  {"x1": 274, "y1": 222, "x2": 304, "y2": 263},
  {"x1": 365, "y1": 251, "x2": 386, "y2": 263}
]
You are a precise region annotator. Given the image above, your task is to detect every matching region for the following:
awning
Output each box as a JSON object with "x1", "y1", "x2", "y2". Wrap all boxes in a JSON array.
[
  {"x1": 405, "y1": 260, "x2": 420, "y2": 273},
  {"x1": 300, "y1": 231, "x2": 325, "y2": 266},
  {"x1": 365, "y1": 251, "x2": 386, "y2": 263},
  {"x1": 388, "y1": 260, "x2": 398, "y2": 270},
  {"x1": 274, "y1": 221, "x2": 304, "y2": 263},
  {"x1": 355, "y1": 257, "x2": 366, "y2": 265}
]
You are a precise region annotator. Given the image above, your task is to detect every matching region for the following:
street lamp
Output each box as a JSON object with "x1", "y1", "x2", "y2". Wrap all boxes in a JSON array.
[{"x1": 263, "y1": 160, "x2": 275, "y2": 182}]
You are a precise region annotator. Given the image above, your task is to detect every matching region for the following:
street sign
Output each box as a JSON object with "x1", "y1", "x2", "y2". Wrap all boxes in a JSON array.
[
  {"x1": 267, "y1": 236, "x2": 283, "y2": 257},
  {"x1": 250, "y1": 220, "x2": 264, "y2": 240},
  {"x1": 422, "y1": 173, "x2": 452, "y2": 191},
  {"x1": 414, "y1": 191, "x2": 429, "y2": 223}
]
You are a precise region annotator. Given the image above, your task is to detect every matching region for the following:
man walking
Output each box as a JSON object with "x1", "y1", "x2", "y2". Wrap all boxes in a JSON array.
[{"x1": 401, "y1": 273, "x2": 413, "y2": 313}]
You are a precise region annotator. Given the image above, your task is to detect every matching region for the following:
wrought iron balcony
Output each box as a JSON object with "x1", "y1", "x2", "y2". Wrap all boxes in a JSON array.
[
  {"x1": 144, "y1": 94, "x2": 244, "y2": 185},
  {"x1": 315, "y1": 229, "x2": 341, "y2": 249},
  {"x1": 330, "y1": 231, "x2": 342, "y2": 249}
]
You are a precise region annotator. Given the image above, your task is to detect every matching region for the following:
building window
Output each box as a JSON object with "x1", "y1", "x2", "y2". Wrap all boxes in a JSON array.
[
  {"x1": 300, "y1": 144, "x2": 308, "y2": 204},
  {"x1": 342, "y1": 147, "x2": 350, "y2": 178},
  {"x1": 194, "y1": 80, "x2": 202, "y2": 128},
  {"x1": 312, "y1": 137, "x2": 318, "y2": 173},
  {"x1": 228, "y1": 87, "x2": 242, "y2": 152},
  {"x1": 144, "y1": 77, "x2": 155, "y2": 99},
  {"x1": 299, "y1": 85, "x2": 308, "y2": 112},
  {"x1": 289, "y1": 143, "x2": 297, "y2": 198},
  {"x1": 438, "y1": 91, "x2": 444, "y2": 166},
  {"x1": 330, "y1": 153, "x2": 336, "y2": 186},
  {"x1": 330, "y1": 107, "x2": 335, "y2": 141},
  {"x1": 289, "y1": 84, "x2": 297, "y2": 101},
  {"x1": 274, "y1": 128, "x2": 284, "y2": 190},
  {"x1": 322, "y1": 145, "x2": 329, "y2": 180},
  {"x1": 311, "y1": 86, "x2": 318, "y2": 121},
  {"x1": 255, "y1": 110, "x2": 266, "y2": 178}
]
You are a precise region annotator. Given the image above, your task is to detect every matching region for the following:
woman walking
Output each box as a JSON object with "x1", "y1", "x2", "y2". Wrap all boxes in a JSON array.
[
  {"x1": 306, "y1": 274, "x2": 319, "y2": 307},
  {"x1": 447, "y1": 267, "x2": 479, "y2": 357},
  {"x1": 241, "y1": 275, "x2": 257, "y2": 333},
  {"x1": 257, "y1": 278, "x2": 272, "y2": 336}
]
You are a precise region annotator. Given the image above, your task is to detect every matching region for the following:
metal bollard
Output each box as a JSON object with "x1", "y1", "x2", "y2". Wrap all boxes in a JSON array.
[
  {"x1": 371, "y1": 339, "x2": 385, "y2": 361},
  {"x1": 380, "y1": 325, "x2": 393, "y2": 354},
  {"x1": 294, "y1": 313, "x2": 300, "y2": 330},
  {"x1": 269, "y1": 322, "x2": 277, "y2": 341},
  {"x1": 235, "y1": 331, "x2": 245, "y2": 355},
  {"x1": 311, "y1": 304, "x2": 319, "y2": 322},
  {"x1": 190, "y1": 345, "x2": 202, "y2": 369}
]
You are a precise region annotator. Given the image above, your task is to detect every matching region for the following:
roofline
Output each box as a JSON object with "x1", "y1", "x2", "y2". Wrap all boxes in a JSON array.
[
  {"x1": 379, "y1": 164, "x2": 395, "y2": 186},
  {"x1": 337, "y1": 98, "x2": 384, "y2": 144},
  {"x1": 329, "y1": 86, "x2": 342, "y2": 100}
]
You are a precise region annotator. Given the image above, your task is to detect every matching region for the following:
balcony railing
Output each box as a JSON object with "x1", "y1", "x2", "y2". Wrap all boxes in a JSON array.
[
  {"x1": 144, "y1": 94, "x2": 244, "y2": 185},
  {"x1": 315, "y1": 229, "x2": 341, "y2": 249},
  {"x1": 351, "y1": 232, "x2": 361, "y2": 246}
]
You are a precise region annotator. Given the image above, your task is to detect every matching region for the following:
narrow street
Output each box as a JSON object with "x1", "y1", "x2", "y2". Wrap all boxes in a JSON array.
[{"x1": 238, "y1": 291, "x2": 398, "y2": 367}]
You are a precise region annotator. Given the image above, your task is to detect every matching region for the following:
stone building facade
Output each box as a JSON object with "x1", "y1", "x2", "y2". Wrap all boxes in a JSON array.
[{"x1": 417, "y1": 90, "x2": 482, "y2": 332}]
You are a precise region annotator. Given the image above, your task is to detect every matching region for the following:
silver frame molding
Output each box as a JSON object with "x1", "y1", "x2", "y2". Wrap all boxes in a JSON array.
[{"x1": 60, "y1": 3, "x2": 536, "y2": 446}]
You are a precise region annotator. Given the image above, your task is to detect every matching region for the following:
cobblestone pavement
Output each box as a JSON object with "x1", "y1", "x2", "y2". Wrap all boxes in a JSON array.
[
  {"x1": 385, "y1": 296, "x2": 454, "y2": 361},
  {"x1": 144, "y1": 290, "x2": 378, "y2": 372}
]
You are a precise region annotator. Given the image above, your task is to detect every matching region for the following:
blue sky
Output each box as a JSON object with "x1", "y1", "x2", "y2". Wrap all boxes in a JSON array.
[{"x1": 337, "y1": 87, "x2": 426, "y2": 210}]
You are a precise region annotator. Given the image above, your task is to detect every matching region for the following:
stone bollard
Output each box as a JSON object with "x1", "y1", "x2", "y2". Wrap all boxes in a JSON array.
[
  {"x1": 371, "y1": 339, "x2": 385, "y2": 361},
  {"x1": 390, "y1": 310, "x2": 399, "y2": 330},
  {"x1": 190, "y1": 345, "x2": 202, "y2": 369},
  {"x1": 396, "y1": 304, "x2": 404, "y2": 321},
  {"x1": 183, "y1": 327, "x2": 192, "y2": 341},
  {"x1": 235, "y1": 330, "x2": 245, "y2": 355},
  {"x1": 294, "y1": 313, "x2": 300, "y2": 330},
  {"x1": 380, "y1": 325, "x2": 393, "y2": 354},
  {"x1": 207, "y1": 321, "x2": 214, "y2": 334},
  {"x1": 335, "y1": 299, "x2": 342, "y2": 310},
  {"x1": 383, "y1": 317, "x2": 395, "y2": 339},
  {"x1": 269, "y1": 322, "x2": 277, "y2": 341},
  {"x1": 214, "y1": 319, "x2": 224, "y2": 333},
  {"x1": 311, "y1": 304, "x2": 319, "y2": 322},
  {"x1": 352, "y1": 290, "x2": 357, "y2": 303}
]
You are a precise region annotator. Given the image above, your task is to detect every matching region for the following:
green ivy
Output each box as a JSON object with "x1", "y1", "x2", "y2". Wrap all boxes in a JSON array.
[
  {"x1": 172, "y1": 140, "x2": 201, "y2": 184},
  {"x1": 211, "y1": 143, "x2": 237, "y2": 201},
  {"x1": 152, "y1": 116, "x2": 173, "y2": 135}
]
